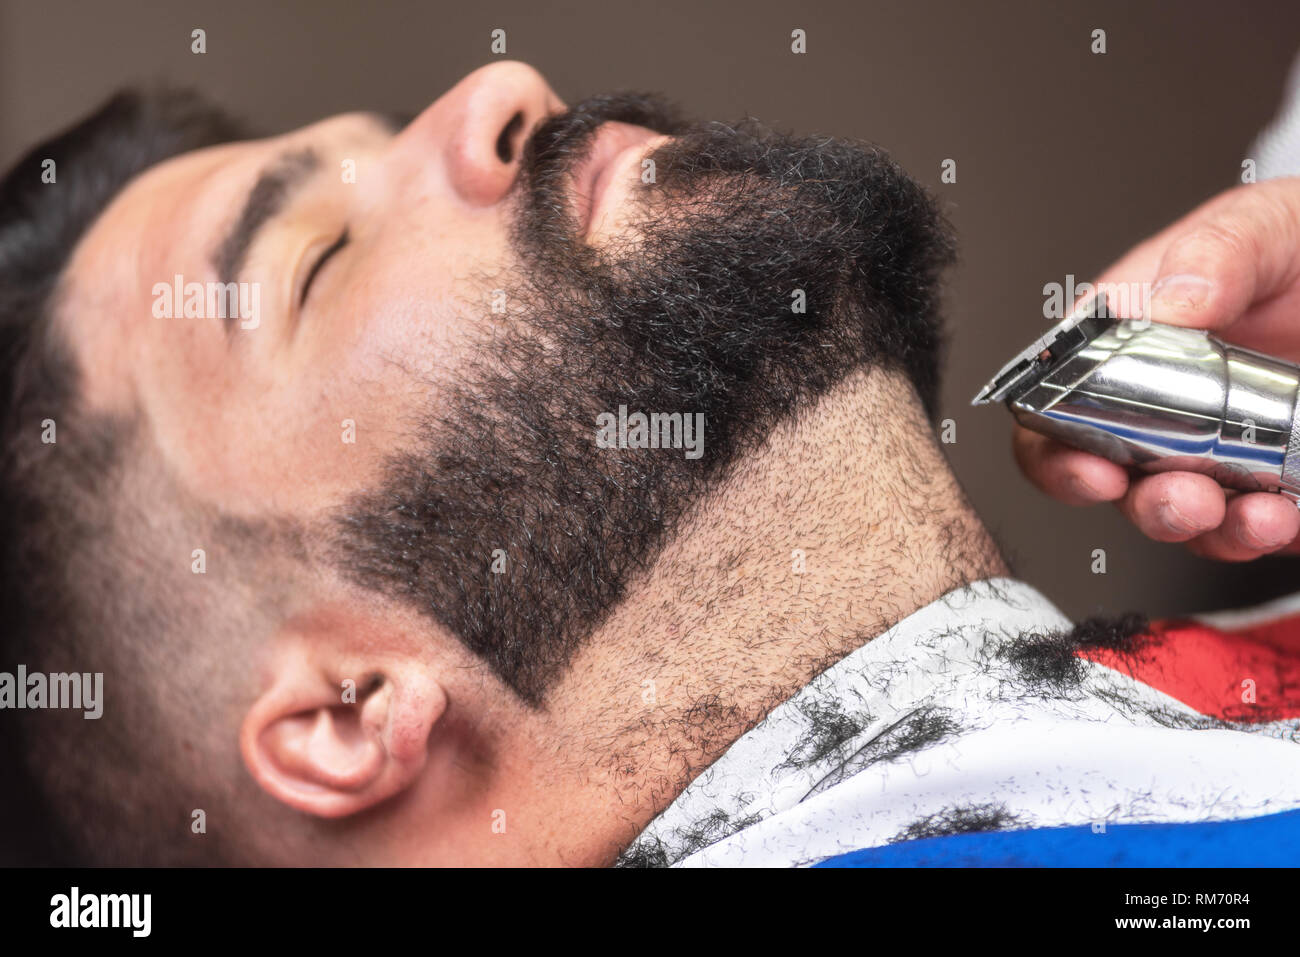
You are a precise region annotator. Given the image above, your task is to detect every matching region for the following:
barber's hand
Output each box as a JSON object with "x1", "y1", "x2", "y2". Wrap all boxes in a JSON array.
[{"x1": 1015, "y1": 177, "x2": 1300, "y2": 560}]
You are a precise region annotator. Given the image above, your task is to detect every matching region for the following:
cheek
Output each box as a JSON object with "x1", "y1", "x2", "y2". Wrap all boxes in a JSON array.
[
  {"x1": 332, "y1": 272, "x2": 471, "y2": 398},
  {"x1": 328, "y1": 223, "x2": 513, "y2": 391},
  {"x1": 169, "y1": 208, "x2": 514, "y2": 516},
  {"x1": 264, "y1": 244, "x2": 503, "y2": 493}
]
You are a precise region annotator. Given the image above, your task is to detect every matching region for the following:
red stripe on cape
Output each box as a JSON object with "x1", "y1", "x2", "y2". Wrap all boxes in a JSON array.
[{"x1": 1079, "y1": 614, "x2": 1300, "y2": 722}]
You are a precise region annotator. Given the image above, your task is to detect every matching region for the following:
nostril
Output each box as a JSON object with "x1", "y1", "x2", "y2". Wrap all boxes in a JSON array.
[{"x1": 495, "y1": 111, "x2": 524, "y2": 163}]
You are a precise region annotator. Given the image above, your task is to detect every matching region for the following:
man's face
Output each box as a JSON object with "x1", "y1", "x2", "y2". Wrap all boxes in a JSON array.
[
  {"x1": 60, "y1": 61, "x2": 950, "y2": 702},
  {"x1": 64, "y1": 63, "x2": 591, "y2": 515}
]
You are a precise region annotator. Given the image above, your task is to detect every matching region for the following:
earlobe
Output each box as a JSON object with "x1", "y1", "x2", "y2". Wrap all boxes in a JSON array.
[{"x1": 240, "y1": 640, "x2": 446, "y2": 819}]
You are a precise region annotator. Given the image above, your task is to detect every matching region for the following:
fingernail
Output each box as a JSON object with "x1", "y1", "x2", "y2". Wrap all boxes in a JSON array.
[
  {"x1": 1238, "y1": 520, "x2": 1291, "y2": 550},
  {"x1": 1069, "y1": 475, "x2": 1103, "y2": 500},
  {"x1": 1158, "y1": 499, "x2": 1204, "y2": 535},
  {"x1": 1148, "y1": 274, "x2": 1211, "y2": 320}
]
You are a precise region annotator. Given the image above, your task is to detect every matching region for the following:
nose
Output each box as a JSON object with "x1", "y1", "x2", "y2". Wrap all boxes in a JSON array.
[{"x1": 437, "y1": 61, "x2": 564, "y2": 207}]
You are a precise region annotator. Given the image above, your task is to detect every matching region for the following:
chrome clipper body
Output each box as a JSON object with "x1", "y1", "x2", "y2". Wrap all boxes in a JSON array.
[{"x1": 972, "y1": 296, "x2": 1300, "y2": 502}]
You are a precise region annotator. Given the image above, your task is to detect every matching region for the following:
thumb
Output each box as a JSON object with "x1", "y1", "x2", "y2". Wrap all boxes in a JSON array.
[{"x1": 1147, "y1": 178, "x2": 1300, "y2": 333}]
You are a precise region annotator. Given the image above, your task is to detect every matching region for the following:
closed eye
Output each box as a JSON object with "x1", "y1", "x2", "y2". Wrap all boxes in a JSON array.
[{"x1": 300, "y1": 227, "x2": 350, "y2": 307}]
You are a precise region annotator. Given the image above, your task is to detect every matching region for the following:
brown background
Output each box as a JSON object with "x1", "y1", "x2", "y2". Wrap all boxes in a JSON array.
[{"x1": 3, "y1": 0, "x2": 1299, "y2": 621}]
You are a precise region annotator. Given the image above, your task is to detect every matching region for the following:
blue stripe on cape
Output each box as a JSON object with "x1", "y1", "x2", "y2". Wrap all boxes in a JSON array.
[{"x1": 814, "y1": 808, "x2": 1300, "y2": 867}]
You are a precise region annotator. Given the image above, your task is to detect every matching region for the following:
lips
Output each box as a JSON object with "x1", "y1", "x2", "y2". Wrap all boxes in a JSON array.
[{"x1": 571, "y1": 121, "x2": 665, "y2": 238}]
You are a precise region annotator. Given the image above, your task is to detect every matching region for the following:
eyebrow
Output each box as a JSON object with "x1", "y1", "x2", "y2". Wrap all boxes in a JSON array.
[{"x1": 212, "y1": 147, "x2": 322, "y2": 289}]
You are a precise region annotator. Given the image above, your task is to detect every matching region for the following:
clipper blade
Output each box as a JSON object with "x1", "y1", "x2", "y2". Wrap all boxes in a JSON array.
[{"x1": 971, "y1": 296, "x2": 1115, "y2": 406}]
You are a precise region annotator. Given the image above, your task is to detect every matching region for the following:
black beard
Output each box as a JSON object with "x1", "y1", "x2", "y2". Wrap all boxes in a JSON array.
[{"x1": 335, "y1": 93, "x2": 955, "y2": 705}]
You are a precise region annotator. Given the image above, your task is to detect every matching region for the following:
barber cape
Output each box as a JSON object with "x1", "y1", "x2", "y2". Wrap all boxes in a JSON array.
[{"x1": 618, "y1": 578, "x2": 1300, "y2": 867}]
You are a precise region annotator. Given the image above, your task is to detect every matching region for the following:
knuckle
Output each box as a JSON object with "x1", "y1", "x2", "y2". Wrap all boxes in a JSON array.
[{"x1": 1173, "y1": 218, "x2": 1254, "y2": 263}]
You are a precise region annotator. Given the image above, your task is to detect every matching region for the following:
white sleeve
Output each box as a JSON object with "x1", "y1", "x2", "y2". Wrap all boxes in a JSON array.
[{"x1": 1250, "y1": 52, "x2": 1300, "y2": 180}]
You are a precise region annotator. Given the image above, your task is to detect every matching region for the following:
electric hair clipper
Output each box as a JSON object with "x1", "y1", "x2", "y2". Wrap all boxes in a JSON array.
[{"x1": 972, "y1": 295, "x2": 1300, "y2": 503}]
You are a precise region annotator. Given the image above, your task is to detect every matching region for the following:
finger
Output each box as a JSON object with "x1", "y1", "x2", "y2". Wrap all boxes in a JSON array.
[
  {"x1": 1115, "y1": 471, "x2": 1225, "y2": 542},
  {"x1": 1086, "y1": 232, "x2": 1174, "y2": 319},
  {"x1": 1184, "y1": 491, "x2": 1300, "y2": 561},
  {"x1": 1082, "y1": 194, "x2": 1242, "y2": 319},
  {"x1": 1012, "y1": 426, "x2": 1129, "y2": 504},
  {"x1": 1146, "y1": 179, "x2": 1300, "y2": 332},
  {"x1": 1272, "y1": 528, "x2": 1300, "y2": 555}
]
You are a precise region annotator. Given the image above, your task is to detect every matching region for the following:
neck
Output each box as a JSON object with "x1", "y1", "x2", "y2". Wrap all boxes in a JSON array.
[{"x1": 521, "y1": 367, "x2": 1006, "y2": 864}]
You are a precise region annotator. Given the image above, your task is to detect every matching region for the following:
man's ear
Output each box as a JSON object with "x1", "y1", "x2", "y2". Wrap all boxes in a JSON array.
[{"x1": 240, "y1": 617, "x2": 447, "y2": 818}]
